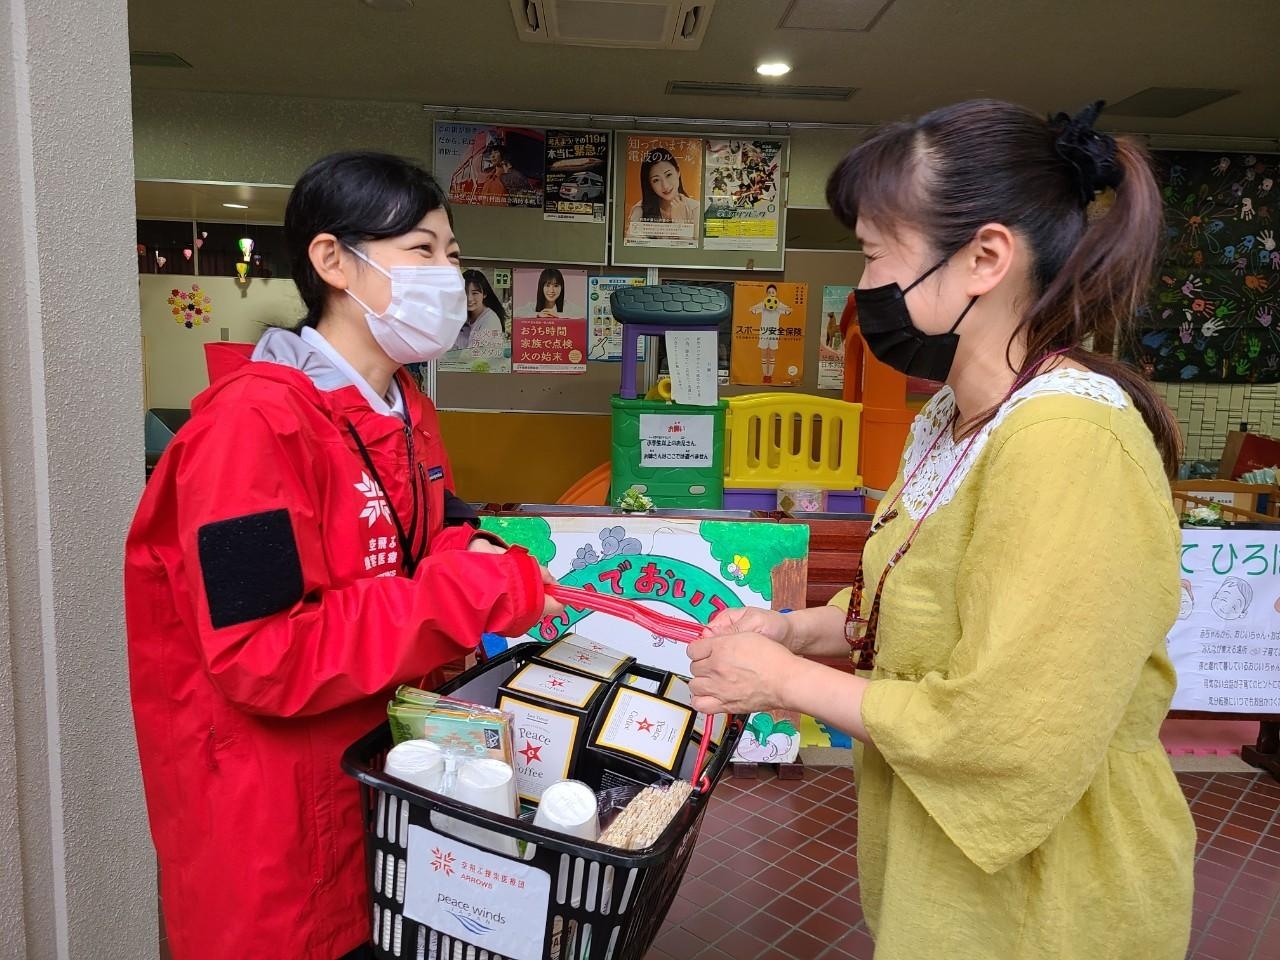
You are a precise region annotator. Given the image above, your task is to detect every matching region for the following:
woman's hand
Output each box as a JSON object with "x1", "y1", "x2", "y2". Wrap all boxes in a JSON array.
[
  {"x1": 467, "y1": 537, "x2": 506, "y2": 555},
  {"x1": 685, "y1": 631, "x2": 797, "y2": 715},
  {"x1": 705, "y1": 606, "x2": 795, "y2": 651}
]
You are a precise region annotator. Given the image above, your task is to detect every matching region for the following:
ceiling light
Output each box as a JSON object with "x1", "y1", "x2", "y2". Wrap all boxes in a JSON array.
[
  {"x1": 756, "y1": 62, "x2": 792, "y2": 78},
  {"x1": 222, "y1": 202, "x2": 248, "y2": 209}
]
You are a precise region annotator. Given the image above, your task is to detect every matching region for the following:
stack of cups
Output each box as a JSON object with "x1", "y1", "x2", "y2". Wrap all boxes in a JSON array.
[
  {"x1": 383, "y1": 739, "x2": 445, "y2": 792},
  {"x1": 435, "y1": 756, "x2": 521, "y2": 858},
  {"x1": 533, "y1": 780, "x2": 600, "y2": 842}
]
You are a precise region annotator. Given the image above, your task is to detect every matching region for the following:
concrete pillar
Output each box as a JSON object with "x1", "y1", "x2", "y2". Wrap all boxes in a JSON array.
[{"x1": 0, "y1": 0, "x2": 155, "y2": 956}]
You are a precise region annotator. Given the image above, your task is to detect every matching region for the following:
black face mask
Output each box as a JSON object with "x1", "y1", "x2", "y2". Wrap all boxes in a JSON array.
[{"x1": 854, "y1": 257, "x2": 978, "y2": 383}]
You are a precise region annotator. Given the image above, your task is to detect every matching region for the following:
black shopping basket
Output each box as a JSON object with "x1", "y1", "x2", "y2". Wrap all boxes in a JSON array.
[{"x1": 342, "y1": 642, "x2": 743, "y2": 960}]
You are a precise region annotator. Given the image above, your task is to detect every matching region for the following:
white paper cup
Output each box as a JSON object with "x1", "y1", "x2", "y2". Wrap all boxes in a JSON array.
[
  {"x1": 433, "y1": 758, "x2": 520, "y2": 857},
  {"x1": 383, "y1": 739, "x2": 445, "y2": 792},
  {"x1": 533, "y1": 780, "x2": 600, "y2": 842}
]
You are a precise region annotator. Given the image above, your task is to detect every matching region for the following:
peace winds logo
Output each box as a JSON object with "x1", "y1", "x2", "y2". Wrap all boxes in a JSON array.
[{"x1": 355, "y1": 472, "x2": 392, "y2": 527}]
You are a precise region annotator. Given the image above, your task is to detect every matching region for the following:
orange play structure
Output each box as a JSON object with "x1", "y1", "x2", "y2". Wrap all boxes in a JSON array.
[{"x1": 557, "y1": 460, "x2": 611, "y2": 506}]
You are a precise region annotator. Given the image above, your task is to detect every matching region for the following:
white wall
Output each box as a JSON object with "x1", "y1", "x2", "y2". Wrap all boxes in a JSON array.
[
  {"x1": 141, "y1": 275, "x2": 304, "y2": 409},
  {"x1": 1, "y1": 0, "x2": 155, "y2": 956}
]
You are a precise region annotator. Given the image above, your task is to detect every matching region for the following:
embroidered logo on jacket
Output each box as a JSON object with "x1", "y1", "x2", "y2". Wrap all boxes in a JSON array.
[{"x1": 355, "y1": 472, "x2": 392, "y2": 527}]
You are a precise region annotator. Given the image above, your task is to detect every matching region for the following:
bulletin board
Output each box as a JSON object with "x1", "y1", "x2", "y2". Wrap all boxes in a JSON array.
[
  {"x1": 610, "y1": 132, "x2": 790, "y2": 272},
  {"x1": 429, "y1": 118, "x2": 610, "y2": 266}
]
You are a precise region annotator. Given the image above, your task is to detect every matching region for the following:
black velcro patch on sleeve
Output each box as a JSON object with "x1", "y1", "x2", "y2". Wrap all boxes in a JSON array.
[{"x1": 197, "y1": 508, "x2": 304, "y2": 630}]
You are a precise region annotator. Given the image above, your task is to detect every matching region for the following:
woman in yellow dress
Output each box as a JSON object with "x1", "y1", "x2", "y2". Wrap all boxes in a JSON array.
[{"x1": 687, "y1": 99, "x2": 1195, "y2": 959}]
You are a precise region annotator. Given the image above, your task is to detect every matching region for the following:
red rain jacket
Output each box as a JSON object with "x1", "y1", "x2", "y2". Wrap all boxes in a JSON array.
[{"x1": 126, "y1": 333, "x2": 544, "y2": 959}]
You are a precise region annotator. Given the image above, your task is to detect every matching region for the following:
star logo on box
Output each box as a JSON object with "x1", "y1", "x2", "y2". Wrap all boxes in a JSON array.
[
  {"x1": 547, "y1": 677, "x2": 566, "y2": 688},
  {"x1": 519, "y1": 742, "x2": 543, "y2": 763},
  {"x1": 575, "y1": 652, "x2": 593, "y2": 663},
  {"x1": 635, "y1": 717, "x2": 654, "y2": 733},
  {"x1": 430, "y1": 848, "x2": 455, "y2": 876}
]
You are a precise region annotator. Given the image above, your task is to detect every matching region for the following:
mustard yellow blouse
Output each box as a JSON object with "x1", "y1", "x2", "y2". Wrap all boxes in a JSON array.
[{"x1": 830, "y1": 371, "x2": 1194, "y2": 959}]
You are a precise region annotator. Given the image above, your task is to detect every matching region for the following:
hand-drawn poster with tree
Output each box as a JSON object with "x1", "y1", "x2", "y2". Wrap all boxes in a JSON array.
[
  {"x1": 480, "y1": 514, "x2": 810, "y2": 763},
  {"x1": 1136, "y1": 151, "x2": 1279, "y2": 383}
]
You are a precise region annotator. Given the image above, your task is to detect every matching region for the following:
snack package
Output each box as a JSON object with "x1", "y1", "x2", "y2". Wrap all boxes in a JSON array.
[{"x1": 387, "y1": 696, "x2": 514, "y2": 763}]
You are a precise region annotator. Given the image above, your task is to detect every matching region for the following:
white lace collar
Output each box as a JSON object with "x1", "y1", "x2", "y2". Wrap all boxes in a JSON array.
[{"x1": 897, "y1": 368, "x2": 1128, "y2": 521}]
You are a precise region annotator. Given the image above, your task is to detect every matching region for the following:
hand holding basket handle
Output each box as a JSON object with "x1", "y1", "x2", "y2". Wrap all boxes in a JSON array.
[{"x1": 546, "y1": 584, "x2": 716, "y2": 790}]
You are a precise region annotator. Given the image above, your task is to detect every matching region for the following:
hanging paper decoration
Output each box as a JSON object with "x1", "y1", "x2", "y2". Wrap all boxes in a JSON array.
[
  {"x1": 182, "y1": 248, "x2": 193, "y2": 260},
  {"x1": 238, "y1": 237, "x2": 255, "y2": 261},
  {"x1": 200, "y1": 231, "x2": 208, "y2": 239},
  {"x1": 195, "y1": 238, "x2": 204, "y2": 250},
  {"x1": 252, "y1": 254, "x2": 262, "y2": 265},
  {"x1": 167, "y1": 283, "x2": 213, "y2": 330},
  {"x1": 235, "y1": 262, "x2": 249, "y2": 283},
  {"x1": 136, "y1": 243, "x2": 147, "y2": 257},
  {"x1": 155, "y1": 254, "x2": 167, "y2": 269}
]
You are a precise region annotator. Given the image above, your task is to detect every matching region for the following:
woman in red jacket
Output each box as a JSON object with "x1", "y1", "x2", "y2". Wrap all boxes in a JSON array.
[{"x1": 125, "y1": 151, "x2": 563, "y2": 960}]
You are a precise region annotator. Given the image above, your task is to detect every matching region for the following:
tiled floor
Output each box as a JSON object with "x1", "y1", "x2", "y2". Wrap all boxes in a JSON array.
[{"x1": 645, "y1": 768, "x2": 1280, "y2": 960}]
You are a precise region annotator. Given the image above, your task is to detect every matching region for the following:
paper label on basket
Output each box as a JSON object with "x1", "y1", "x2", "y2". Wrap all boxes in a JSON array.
[
  {"x1": 500, "y1": 697, "x2": 580, "y2": 803},
  {"x1": 593, "y1": 689, "x2": 692, "y2": 771},
  {"x1": 404, "y1": 825, "x2": 550, "y2": 960},
  {"x1": 538, "y1": 637, "x2": 629, "y2": 680},
  {"x1": 662, "y1": 675, "x2": 692, "y2": 706},
  {"x1": 506, "y1": 663, "x2": 602, "y2": 708},
  {"x1": 624, "y1": 673, "x2": 661, "y2": 693}
]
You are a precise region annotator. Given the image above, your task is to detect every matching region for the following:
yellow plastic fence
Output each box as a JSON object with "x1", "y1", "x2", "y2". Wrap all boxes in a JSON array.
[{"x1": 724, "y1": 393, "x2": 863, "y2": 489}]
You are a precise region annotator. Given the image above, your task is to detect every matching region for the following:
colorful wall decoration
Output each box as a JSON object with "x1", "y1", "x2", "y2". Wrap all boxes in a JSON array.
[{"x1": 1138, "y1": 151, "x2": 1279, "y2": 383}]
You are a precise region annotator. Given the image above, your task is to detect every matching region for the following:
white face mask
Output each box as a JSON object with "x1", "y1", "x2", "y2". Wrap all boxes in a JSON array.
[{"x1": 345, "y1": 246, "x2": 467, "y2": 364}]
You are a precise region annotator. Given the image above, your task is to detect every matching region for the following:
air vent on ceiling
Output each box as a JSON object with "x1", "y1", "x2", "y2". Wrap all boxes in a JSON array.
[
  {"x1": 511, "y1": 0, "x2": 715, "y2": 49},
  {"x1": 779, "y1": 0, "x2": 897, "y2": 32},
  {"x1": 129, "y1": 50, "x2": 193, "y2": 69},
  {"x1": 1106, "y1": 87, "x2": 1239, "y2": 118},
  {"x1": 667, "y1": 80, "x2": 855, "y2": 102}
]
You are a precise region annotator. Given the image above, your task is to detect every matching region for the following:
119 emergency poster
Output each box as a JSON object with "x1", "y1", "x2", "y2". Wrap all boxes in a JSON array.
[
  {"x1": 544, "y1": 130, "x2": 609, "y2": 223},
  {"x1": 730, "y1": 281, "x2": 808, "y2": 386}
]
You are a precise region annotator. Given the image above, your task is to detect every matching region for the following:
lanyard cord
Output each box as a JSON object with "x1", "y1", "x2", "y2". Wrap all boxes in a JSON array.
[{"x1": 345, "y1": 419, "x2": 424, "y2": 578}]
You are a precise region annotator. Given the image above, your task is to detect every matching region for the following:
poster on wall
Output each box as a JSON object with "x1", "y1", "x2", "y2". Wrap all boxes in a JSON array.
[
  {"x1": 587, "y1": 276, "x2": 646, "y2": 361},
  {"x1": 437, "y1": 266, "x2": 513, "y2": 374},
  {"x1": 730, "y1": 281, "x2": 808, "y2": 386},
  {"x1": 1167, "y1": 528, "x2": 1280, "y2": 713},
  {"x1": 1135, "y1": 151, "x2": 1280, "y2": 384},
  {"x1": 434, "y1": 122, "x2": 544, "y2": 208},
  {"x1": 702, "y1": 139, "x2": 783, "y2": 252},
  {"x1": 817, "y1": 285, "x2": 854, "y2": 390},
  {"x1": 511, "y1": 267, "x2": 588, "y2": 374},
  {"x1": 660, "y1": 279, "x2": 735, "y2": 384},
  {"x1": 621, "y1": 135, "x2": 703, "y2": 249},
  {"x1": 544, "y1": 130, "x2": 609, "y2": 223}
]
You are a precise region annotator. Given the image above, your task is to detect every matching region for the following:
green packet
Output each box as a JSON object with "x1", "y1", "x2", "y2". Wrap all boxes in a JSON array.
[{"x1": 386, "y1": 700, "x2": 514, "y2": 763}]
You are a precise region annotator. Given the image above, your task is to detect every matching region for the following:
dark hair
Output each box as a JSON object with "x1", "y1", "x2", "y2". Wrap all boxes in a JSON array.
[
  {"x1": 766, "y1": 284, "x2": 778, "y2": 294},
  {"x1": 536, "y1": 267, "x2": 566, "y2": 312},
  {"x1": 639, "y1": 148, "x2": 689, "y2": 222},
  {"x1": 826, "y1": 98, "x2": 1180, "y2": 475},
  {"x1": 285, "y1": 151, "x2": 451, "y2": 328},
  {"x1": 463, "y1": 268, "x2": 506, "y2": 327}
]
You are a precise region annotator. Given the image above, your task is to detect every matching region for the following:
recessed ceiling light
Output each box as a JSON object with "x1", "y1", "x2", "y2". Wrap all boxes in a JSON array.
[
  {"x1": 756, "y1": 62, "x2": 792, "y2": 78},
  {"x1": 361, "y1": 0, "x2": 414, "y2": 10},
  {"x1": 222, "y1": 202, "x2": 248, "y2": 209}
]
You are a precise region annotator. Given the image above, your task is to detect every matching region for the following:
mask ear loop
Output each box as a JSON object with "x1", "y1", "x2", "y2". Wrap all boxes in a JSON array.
[{"x1": 342, "y1": 243, "x2": 390, "y2": 316}]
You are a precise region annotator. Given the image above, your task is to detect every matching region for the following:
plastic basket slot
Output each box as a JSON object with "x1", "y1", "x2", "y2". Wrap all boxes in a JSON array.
[
  {"x1": 383, "y1": 851, "x2": 396, "y2": 901},
  {"x1": 598, "y1": 865, "x2": 615, "y2": 915},
  {"x1": 603, "y1": 926, "x2": 621, "y2": 960},
  {"x1": 415, "y1": 924, "x2": 427, "y2": 960},
  {"x1": 585, "y1": 860, "x2": 601, "y2": 912},
  {"x1": 375, "y1": 848, "x2": 385, "y2": 894},
  {"x1": 400, "y1": 797, "x2": 411, "y2": 849},
  {"x1": 396, "y1": 857, "x2": 407, "y2": 904},
  {"x1": 556, "y1": 852, "x2": 570, "y2": 905},
  {"x1": 381, "y1": 906, "x2": 393, "y2": 953},
  {"x1": 377, "y1": 791, "x2": 387, "y2": 840},
  {"x1": 373, "y1": 903, "x2": 381, "y2": 943},
  {"x1": 388, "y1": 795, "x2": 400, "y2": 845},
  {"x1": 617, "y1": 867, "x2": 639, "y2": 916},
  {"x1": 393, "y1": 914, "x2": 404, "y2": 958},
  {"x1": 570, "y1": 856, "x2": 586, "y2": 909}
]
